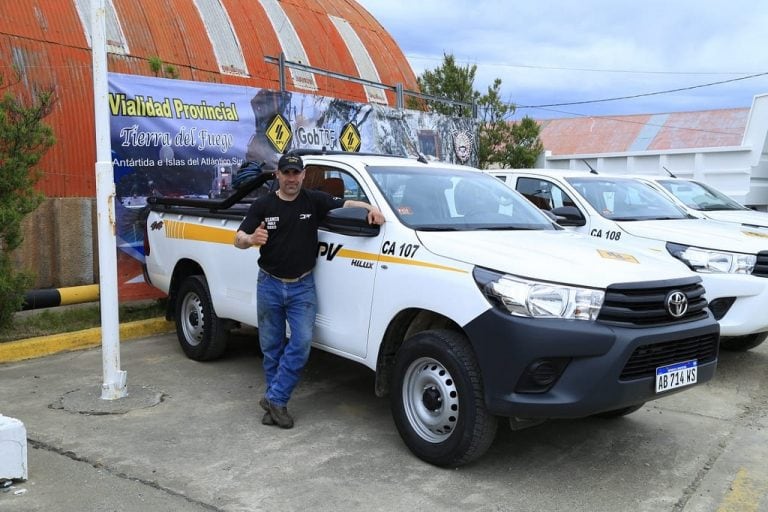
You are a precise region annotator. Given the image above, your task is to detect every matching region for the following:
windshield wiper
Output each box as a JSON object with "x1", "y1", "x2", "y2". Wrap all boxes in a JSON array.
[
  {"x1": 416, "y1": 226, "x2": 461, "y2": 231},
  {"x1": 478, "y1": 225, "x2": 545, "y2": 230}
]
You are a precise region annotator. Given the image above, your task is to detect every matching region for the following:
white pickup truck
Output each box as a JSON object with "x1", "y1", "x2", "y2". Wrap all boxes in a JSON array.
[
  {"x1": 491, "y1": 168, "x2": 768, "y2": 351},
  {"x1": 630, "y1": 175, "x2": 768, "y2": 229},
  {"x1": 143, "y1": 151, "x2": 719, "y2": 466}
]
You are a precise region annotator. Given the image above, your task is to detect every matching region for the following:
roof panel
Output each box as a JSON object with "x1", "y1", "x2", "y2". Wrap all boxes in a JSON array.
[
  {"x1": 540, "y1": 109, "x2": 751, "y2": 156},
  {"x1": 649, "y1": 109, "x2": 748, "y2": 151}
]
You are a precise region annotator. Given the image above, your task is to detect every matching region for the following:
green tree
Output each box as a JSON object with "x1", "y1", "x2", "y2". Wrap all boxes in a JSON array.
[
  {"x1": 476, "y1": 78, "x2": 514, "y2": 169},
  {"x1": 412, "y1": 54, "x2": 543, "y2": 169},
  {"x1": 0, "y1": 74, "x2": 56, "y2": 328},
  {"x1": 408, "y1": 53, "x2": 479, "y2": 118},
  {"x1": 498, "y1": 116, "x2": 544, "y2": 169}
]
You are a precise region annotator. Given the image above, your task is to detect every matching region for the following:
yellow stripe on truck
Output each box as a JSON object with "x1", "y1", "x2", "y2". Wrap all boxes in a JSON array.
[
  {"x1": 337, "y1": 248, "x2": 467, "y2": 274},
  {"x1": 164, "y1": 220, "x2": 235, "y2": 245},
  {"x1": 161, "y1": 220, "x2": 466, "y2": 273}
]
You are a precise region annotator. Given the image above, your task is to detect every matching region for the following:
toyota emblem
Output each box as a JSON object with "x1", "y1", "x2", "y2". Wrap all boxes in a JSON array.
[{"x1": 665, "y1": 291, "x2": 688, "y2": 318}]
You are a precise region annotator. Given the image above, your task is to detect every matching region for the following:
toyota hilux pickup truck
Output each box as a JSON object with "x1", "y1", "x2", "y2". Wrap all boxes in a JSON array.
[
  {"x1": 143, "y1": 151, "x2": 719, "y2": 466},
  {"x1": 491, "y1": 168, "x2": 768, "y2": 351},
  {"x1": 630, "y1": 175, "x2": 768, "y2": 229}
]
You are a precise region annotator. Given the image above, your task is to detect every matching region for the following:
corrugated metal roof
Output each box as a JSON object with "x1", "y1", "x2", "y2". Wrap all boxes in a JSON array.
[
  {"x1": 540, "y1": 108, "x2": 749, "y2": 155},
  {"x1": 0, "y1": 0, "x2": 418, "y2": 197},
  {"x1": 539, "y1": 108, "x2": 750, "y2": 156}
]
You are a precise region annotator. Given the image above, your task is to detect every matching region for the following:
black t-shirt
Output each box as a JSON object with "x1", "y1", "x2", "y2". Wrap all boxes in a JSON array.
[{"x1": 238, "y1": 189, "x2": 345, "y2": 279}]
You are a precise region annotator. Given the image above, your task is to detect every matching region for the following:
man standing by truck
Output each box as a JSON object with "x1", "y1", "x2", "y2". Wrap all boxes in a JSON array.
[{"x1": 234, "y1": 153, "x2": 385, "y2": 428}]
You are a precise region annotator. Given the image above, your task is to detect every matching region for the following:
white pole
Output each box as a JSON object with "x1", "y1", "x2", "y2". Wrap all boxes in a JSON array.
[{"x1": 91, "y1": 0, "x2": 127, "y2": 399}]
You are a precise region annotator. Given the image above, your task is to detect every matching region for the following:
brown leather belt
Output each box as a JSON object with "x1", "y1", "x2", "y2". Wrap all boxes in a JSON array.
[{"x1": 262, "y1": 269, "x2": 312, "y2": 283}]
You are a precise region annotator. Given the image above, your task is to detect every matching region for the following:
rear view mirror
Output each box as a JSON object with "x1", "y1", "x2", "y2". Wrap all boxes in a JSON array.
[
  {"x1": 321, "y1": 207, "x2": 380, "y2": 237},
  {"x1": 550, "y1": 206, "x2": 586, "y2": 226}
]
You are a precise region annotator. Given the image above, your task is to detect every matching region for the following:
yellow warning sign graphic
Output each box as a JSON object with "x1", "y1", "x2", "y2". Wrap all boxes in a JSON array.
[
  {"x1": 266, "y1": 114, "x2": 292, "y2": 153},
  {"x1": 340, "y1": 123, "x2": 361, "y2": 152}
]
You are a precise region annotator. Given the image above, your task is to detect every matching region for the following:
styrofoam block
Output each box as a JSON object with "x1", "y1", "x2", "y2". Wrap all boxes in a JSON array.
[{"x1": 0, "y1": 414, "x2": 28, "y2": 480}]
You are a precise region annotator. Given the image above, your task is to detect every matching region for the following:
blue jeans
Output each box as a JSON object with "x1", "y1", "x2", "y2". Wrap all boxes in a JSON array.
[{"x1": 256, "y1": 270, "x2": 317, "y2": 407}]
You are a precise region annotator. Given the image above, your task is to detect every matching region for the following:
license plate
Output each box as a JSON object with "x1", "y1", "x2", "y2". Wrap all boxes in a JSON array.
[{"x1": 655, "y1": 360, "x2": 697, "y2": 393}]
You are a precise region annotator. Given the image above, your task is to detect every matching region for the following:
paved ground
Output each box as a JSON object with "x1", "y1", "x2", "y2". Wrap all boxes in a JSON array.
[{"x1": 0, "y1": 329, "x2": 766, "y2": 512}]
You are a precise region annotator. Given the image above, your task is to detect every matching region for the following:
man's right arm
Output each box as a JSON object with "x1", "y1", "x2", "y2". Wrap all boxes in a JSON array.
[
  {"x1": 234, "y1": 221, "x2": 267, "y2": 249},
  {"x1": 234, "y1": 230, "x2": 254, "y2": 249}
]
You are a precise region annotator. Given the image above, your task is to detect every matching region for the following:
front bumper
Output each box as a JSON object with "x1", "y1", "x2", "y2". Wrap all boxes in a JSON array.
[
  {"x1": 463, "y1": 309, "x2": 720, "y2": 419},
  {"x1": 699, "y1": 273, "x2": 768, "y2": 337}
]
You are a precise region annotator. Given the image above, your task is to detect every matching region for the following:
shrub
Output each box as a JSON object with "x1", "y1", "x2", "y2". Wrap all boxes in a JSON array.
[{"x1": 0, "y1": 73, "x2": 56, "y2": 328}]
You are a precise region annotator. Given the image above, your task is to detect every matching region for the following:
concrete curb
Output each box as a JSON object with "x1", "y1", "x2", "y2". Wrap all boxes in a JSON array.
[{"x1": 0, "y1": 318, "x2": 175, "y2": 364}]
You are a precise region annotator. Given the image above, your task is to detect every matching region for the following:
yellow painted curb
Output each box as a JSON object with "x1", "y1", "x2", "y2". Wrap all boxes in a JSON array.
[{"x1": 0, "y1": 317, "x2": 175, "y2": 364}]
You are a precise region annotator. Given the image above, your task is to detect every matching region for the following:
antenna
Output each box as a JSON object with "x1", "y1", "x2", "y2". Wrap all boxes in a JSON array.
[
  {"x1": 581, "y1": 159, "x2": 598, "y2": 174},
  {"x1": 662, "y1": 166, "x2": 677, "y2": 178}
]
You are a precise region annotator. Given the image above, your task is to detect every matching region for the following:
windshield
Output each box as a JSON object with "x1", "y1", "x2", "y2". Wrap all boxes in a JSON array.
[
  {"x1": 566, "y1": 177, "x2": 689, "y2": 221},
  {"x1": 656, "y1": 179, "x2": 747, "y2": 211},
  {"x1": 367, "y1": 165, "x2": 557, "y2": 231}
]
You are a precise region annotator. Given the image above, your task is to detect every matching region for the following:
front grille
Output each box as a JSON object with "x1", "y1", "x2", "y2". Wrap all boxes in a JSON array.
[
  {"x1": 598, "y1": 278, "x2": 708, "y2": 326},
  {"x1": 752, "y1": 251, "x2": 768, "y2": 278},
  {"x1": 620, "y1": 333, "x2": 718, "y2": 380}
]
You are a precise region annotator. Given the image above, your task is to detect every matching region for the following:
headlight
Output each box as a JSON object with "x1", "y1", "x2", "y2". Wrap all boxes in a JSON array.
[
  {"x1": 474, "y1": 268, "x2": 604, "y2": 320},
  {"x1": 666, "y1": 242, "x2": 756, "y2": 274}
]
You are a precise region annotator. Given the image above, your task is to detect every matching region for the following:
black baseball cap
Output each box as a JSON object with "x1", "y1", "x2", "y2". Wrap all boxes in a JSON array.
[{"x1": 278, "y1": 154, "x2": 304, "y2": 172}]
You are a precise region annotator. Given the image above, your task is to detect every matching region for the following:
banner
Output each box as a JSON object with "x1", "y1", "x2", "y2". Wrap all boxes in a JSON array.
[{"x1": 108, "y1": 73, "x2": 478, "y2": 299}]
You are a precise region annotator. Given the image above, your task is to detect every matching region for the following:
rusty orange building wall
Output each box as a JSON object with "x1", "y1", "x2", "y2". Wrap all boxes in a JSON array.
[{"x1": 0, "y1": 0, "x2": 419, "y2": 198}]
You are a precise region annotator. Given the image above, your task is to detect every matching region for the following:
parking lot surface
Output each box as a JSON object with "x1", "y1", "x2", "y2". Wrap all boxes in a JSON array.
[{"x1": 1, "y1": 331, "x2": 766, "y2": 511}]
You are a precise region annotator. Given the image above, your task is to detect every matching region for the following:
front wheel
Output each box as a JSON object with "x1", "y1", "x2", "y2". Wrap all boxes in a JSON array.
[
  {"x1": 174, "y1": 275, "x2": 228, "y2": 361},
  {"x1": 720, "y1": 332, "x2": 767, "y2": 352},
  {"x1": 391, "y1": 329, "x2": 497, "y2": 467}
]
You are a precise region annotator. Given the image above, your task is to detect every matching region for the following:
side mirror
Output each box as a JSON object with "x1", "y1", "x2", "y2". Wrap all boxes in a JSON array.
[
  {"x1": 321, "y1": 207, "x2": 380, "y2": 237},
  {"x1": 550, "y1": 206, "x2": 586, "y2": 226}
]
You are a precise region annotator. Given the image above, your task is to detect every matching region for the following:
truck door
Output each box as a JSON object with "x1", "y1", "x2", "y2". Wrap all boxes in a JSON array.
[{"x1": 309, "y1": 167, "x2": 381, "y2": 358}]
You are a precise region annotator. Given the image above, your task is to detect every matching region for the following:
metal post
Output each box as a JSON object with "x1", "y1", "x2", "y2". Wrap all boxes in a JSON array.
[
  {"x1": 91, "y1": 0, "x2": 127, "y2": 400},
  {"x1": 278, "y1": 52, "x2": 286, "y2": 92},
  {"x1": 395, "y1": 83, "x2": 403, "y2": 109}
]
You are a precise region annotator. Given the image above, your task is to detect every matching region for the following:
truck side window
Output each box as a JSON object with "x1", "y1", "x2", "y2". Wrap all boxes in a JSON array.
[
  {"x1": 303, "y1": 165, "x2": 369, "y2": 203},
  {"x1": 516, "y1": 177, "x2": 577, "y2": 212},
  {"x1": 516, "y1": 177, "x2": 553, "y2": 210},
  {"x1": 550, "y1": 185, "x2": 577, "y2": 209}
]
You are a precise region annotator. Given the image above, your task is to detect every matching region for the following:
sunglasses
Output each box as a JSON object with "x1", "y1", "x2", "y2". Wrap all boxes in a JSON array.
[{"x1": 278, "y1": 169, "x2": 303, "y2": 175}]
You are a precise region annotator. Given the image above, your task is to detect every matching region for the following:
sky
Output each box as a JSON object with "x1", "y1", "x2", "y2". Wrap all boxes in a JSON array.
[{"x1": 356, "y1": 0, "x2": 768, "y2": 120}]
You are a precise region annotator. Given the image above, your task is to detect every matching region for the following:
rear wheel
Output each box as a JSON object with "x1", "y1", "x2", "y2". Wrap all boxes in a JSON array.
[
  {"x1": 720, "y1": 332, "x2": 767, "y2": 352},
  {"x1": 175, "y1": 275, "x2": 228, "y2": 361},
  {"x1": 391, "y1": 329, "x2": 497, "y2": 467}
]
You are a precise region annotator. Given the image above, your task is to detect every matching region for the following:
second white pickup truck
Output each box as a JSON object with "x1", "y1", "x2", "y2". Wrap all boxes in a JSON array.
[
  {"x1": 143, "y1": 151, "x2": 719, "y2": 466},
  {"x1": 492, "y1": 168, "x2": 768, "y2": 351}
]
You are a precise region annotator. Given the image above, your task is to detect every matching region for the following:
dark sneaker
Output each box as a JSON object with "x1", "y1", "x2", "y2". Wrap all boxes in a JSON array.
[
  {"x1": 259, "y1": 397, "x2": 269, "y2": 412},
  {"x1": 266, "y1": 401, "x2": 294, "y2": 429},
  {"x1": 261, "y1": 411, "x2": 275, "y2": 426}
]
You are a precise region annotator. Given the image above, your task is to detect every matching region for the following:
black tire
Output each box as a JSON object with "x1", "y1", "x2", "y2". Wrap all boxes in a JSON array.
[
  {"x1": 720, "y1": 332, "x2": 768, "y2": 352},
  {"x1": 174, "y1": 275, "x2": 228, "y2": 361},
  {"x1": 593, "y1": 402, "x2": 645, "y2": 418},
  {"x1": 391, "y1": 329, "x2": 497, "y2": 467}
]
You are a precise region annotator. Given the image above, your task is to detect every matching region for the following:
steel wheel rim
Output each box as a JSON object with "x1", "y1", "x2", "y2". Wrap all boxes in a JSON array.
[
  {"x1": 181, "y1": 291, "x2": 205, "y2": 346},
  {"x1": 402, "y1": 357, "x2": 459, "y2": 443}
]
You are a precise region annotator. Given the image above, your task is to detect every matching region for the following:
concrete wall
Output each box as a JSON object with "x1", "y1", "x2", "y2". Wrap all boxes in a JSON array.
[{"x1": 12, "y1": 198, "x2": 97, "y2": 288}]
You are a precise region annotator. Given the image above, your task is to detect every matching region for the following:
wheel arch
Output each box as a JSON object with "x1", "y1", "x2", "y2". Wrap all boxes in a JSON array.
[
  {"x1": 374, "y1": 308, "x2": 464, "y2": 397},
  {"x1": 166, "y1": 258, "x2": 205, "y2": 320}
]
